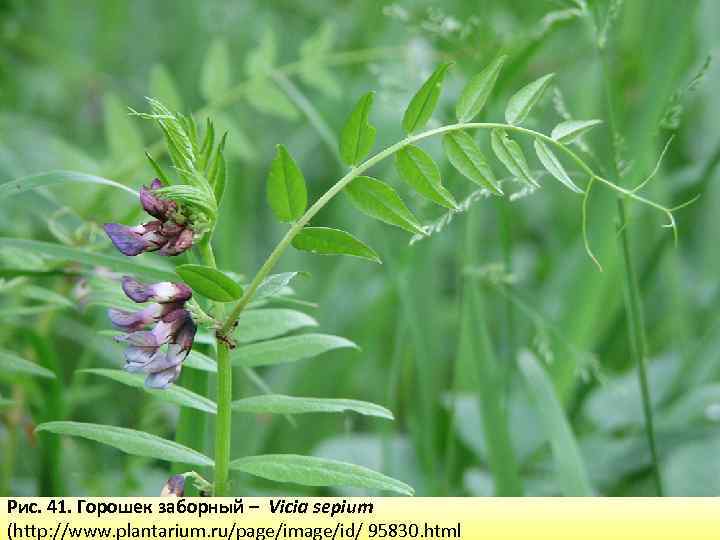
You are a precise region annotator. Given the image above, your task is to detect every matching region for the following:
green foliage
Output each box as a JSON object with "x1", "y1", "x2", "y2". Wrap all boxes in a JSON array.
[
  {"x1": 292, "y1": 227, "x2": 381, "y2": 263},
  {"x1": 395, "y1": 145, "x2": 458, "y2": 209},
  {"x1": 150, "y1": 64, "x2": 183, "y2": 112},
  {"x1": 298, "y1": 22, "x2": 341, "y2": 98},
  {"x1": 230, "y1": 454, "x2": 413, "y2": 495},
  {"x1": 254, "y1": 272, "x2": 302, "y2": 301},
  {"x1": 201, "y1": 39, "x2": 231, "y2": 102},
  {"x1": 0, "y1": 350, "x2": 55, "y2": 379},
  {"x1": 103, "y1": 93, "x2": 144, "y2": 163},
  {"x1": 505, "y1": 73, "x2": 555, "y2": 125},
  {"x1": 533, "y1": 139, "x2": 582, "y2": 193},
  {"x1": 456, "y1": 55, "x2": 506, "y2": 123},
  {"x1": 266, "y1": 145, "x2": 307, "y2": 222},
  {"x1": 0, "y1": 171, "x2": 137, "y2": 199},
  {"x1": 345, "y1": 176, "x2": 425, "y2": 235},
  {"x1": 551, "y1": 119, "x2": 603, "y2": 144},
  {"x1": 0, "y1": 238, "x2": 176, "y2": 281},
  {"x1": 1, "y1": 1, "x2": 711, "y2": 498},
  {"x1": 83, "y1": 369, "x2": 217, "y2": 414},
  {"x1": 176, "y1": 264, "x2": 243, "y2": 302},
  {"x1": 402, "y1": 63, "x2": 452, "y2": 134},
  {"x1": 340, "y1": 92, "x2": 376, "y2": 166},
  {"x1": 518, "y1": 351, "x2": 593, "y2": 496},
  {"x1": 490, "y1": 129, "x2": 538, "y2": 187},
  {"x1": 235, "y1": 309, "x2": 318, "y2": 343},
  {"x1": 443, "y1": 131, "x2": 502, "y2": 195},
  {"x1": 232, "y1": 394, "x2": 393, "y2": 420},
  {"x1": 231, "y1": 333, "x2": 358, "y2": 368},
  {"x1": 36, "y1": 422, "x2": 214, "y2": 466}
]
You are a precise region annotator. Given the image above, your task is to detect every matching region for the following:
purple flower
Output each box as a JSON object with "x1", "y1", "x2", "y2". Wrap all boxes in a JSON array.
[
  {"x1": 103, "y1": 222, "x2": 161, "y2": 256},
  {"x1": 160, "y1": 475, "x2": 185, "y2": 497},
  {"x1": 104, "y1": 179, "x2": 194, "y2": 257},
  {"x1": 122, "y1": 276, "x2": 191, "y2": 304},
  {"x1": 109, "y1": 276, "x2": 197, "y2": 389},
  {"x1": 108, "y1": 303, "x2": 166, "y2": 332}
]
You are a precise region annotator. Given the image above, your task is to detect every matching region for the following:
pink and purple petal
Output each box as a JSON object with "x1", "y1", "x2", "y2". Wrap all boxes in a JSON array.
[
  {"x1": 145, "y1": 364, "x2": 182, "y2": 389},
  {"x1": 103, "y1": 224, "x2": 151, "y2": 256}
]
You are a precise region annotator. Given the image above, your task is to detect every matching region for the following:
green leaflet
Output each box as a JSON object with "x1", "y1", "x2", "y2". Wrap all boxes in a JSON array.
[
  {"x1": 345, "y1": 176, "x2": 425, "y2": 235},
  {"x1": 176, "y1": 264, "x2": 243, "y2": 302},
  {"x1": 254, "y1": 272, "x2": 301, "y2": 301},
  {"x1": 534, "y1": 139, "x2": 582, "y2": 193},
  {"x1": 0, "y1": 349, "x2": 55, "y2": 379},
  {"x1": 36, "y1": 421, "x2": 214, "y2": 467},
  {"x1": 551, "y1": 119, "x2": 603, "y2": 143},
  {"x1": 235, "y1": 309, "x2": 318, "y2": 344},
  {"x1": 456, "y1": 55, "x2": 507, "y2": 122},
  {"x1": 339, "y1": 92, "x2": 376, "y2": 166},
  {"x1": 505, "y1": 73, "x2": 555, "y2": 125},
  {"x1": 229, "y1": 454, "x2": 413, "y2": 495},
  {"x1": 395, "y1": 145, "x2": 458, "y2": 209},
  {"x1": 83, "y1": 369, "x2": 217, "y2": 414},
  {"x1": 231, "y1": 333, "x2": 358, "y2": 368},
  {"x1": 443, "y1": 131, "x2": 502, "y2": 195},
  {"x1": 402, "y1": 63, "x2": 452, "y2": 134},
  {"x1": 490, "y1": 129, "x2": 538, "y2": 187},
  {"x1": 292, "y1": 227, "x2": 381, "y2": 263},
  {"x1": 232, "y1": 394, "x2": 393, "y2": 420},
  {"x1": 267, "y1": 145, "x2": 307, "y2": 222},
  {"x1": 201, "y1": 39, "x2": 231, "y2": 102}
]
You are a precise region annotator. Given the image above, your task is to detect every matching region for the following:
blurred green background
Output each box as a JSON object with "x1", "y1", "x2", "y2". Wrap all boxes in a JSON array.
[{"x1": 1, "y1": 0, "x2": 719, "y2": 496}]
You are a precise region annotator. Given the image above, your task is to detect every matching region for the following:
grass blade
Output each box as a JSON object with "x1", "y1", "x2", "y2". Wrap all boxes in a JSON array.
[{"x1": 518, "y1": 350, "x2": 593, "y2": 496}]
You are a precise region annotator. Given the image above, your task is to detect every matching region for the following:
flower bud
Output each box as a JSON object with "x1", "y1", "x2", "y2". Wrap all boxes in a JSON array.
[
  {"x1": 140, "y1": 179, "x2": 176, "y2": 221},
  {"x1": 160, "y1": 475, "x2": 185, "y2": 497}
]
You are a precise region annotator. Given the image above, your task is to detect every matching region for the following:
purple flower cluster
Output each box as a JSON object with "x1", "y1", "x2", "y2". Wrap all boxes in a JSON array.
[
  {"x1": 103, "y1": 179, "x2": 198, "y2": 389},
  {"x1": 109, "y1": 277, "x2": 196, "y2": 388},
  {"x1": 104, "y1": 179, "x2": 194, "y2": 257}
]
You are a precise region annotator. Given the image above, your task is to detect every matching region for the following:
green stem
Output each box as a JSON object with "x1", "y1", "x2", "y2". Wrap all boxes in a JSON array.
[
  {"x1": 594, "y1": 19, "x2": 664, "y2": 493},
  {"x1": 213, "y1": 341, "x2": 232, "y2": 496},
  {"x1": 196, "y1": 238, "x2": 232, "y2": 496},
  {"x1": 220, "y1": 122, "x2": 677, "y2": 333},
  {"x1": 616, "y1": 204, "x2": 663, "y2": 495}
]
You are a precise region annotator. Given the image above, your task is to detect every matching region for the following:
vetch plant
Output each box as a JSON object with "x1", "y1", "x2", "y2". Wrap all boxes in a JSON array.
[{"x1": 30, "y1": 55, "x2": 692, "y2": 496}]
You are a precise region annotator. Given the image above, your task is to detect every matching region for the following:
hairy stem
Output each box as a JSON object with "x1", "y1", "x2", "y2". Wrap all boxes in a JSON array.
[
  {"x1": 197, "y1": 238, "x2": 233, "y2": 496},
  {"x1": 220, "y1": 122, "x2": 678, "y2": 333}
]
